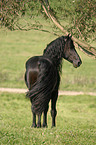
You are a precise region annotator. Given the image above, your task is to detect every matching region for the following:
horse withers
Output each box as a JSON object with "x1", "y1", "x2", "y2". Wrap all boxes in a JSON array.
[{"x1": 25, "y1": 34, "x2": 82, "y2": 128}]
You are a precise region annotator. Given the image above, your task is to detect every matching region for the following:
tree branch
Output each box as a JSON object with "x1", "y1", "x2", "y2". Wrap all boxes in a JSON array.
[
  {"x1": 15, "y1": 23, "x2": 59, "y2": 36},
  {"x1": 39, "y1": 0, "x2": 96, "y2": 58}
]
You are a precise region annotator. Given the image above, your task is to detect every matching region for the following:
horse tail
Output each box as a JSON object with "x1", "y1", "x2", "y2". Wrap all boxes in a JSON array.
[{"x1": 26, "y1": 57, "x2": 57, "y2": 115}]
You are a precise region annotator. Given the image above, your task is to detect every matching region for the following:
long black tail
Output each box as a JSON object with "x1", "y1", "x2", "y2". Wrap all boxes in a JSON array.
[{"x1": 26, "y1": 57, "x2": 57, "y2": 115}]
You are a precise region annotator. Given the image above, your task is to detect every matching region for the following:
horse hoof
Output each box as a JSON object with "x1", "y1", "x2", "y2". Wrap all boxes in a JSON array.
[
  {"x1": 51, "y1": 125, "x2": 56, "y2": 128},
  {"x1": 31, "y1": 124, "x2": 37, "y2": 128},
  {"x1": 37, "y1": 123, "x2": 41, "y2": 128},
  {"x1": 42, "y1": 124, "x2": 48, "y2": 128}
]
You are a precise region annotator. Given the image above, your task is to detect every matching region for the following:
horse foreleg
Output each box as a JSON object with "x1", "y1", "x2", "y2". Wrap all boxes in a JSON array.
[
  {"x1": 43, "y1": 105, "x2": 49, "y2": 127},
  {"x1": 51, "y1": 91, "x2": 58, "y2": 127}
]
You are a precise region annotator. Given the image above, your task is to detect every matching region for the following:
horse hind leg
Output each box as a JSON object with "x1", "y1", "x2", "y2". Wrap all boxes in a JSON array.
[
  {"x1": 31, "y1": 105, "x2": 42, "y2": 128},
  {"x1": 31, "y1": 105, "x2": 37, "y2": 128},
  {"x1": 37, "y1": 114, "x2": 42, "y2": 128},
  {"x1": 43, "y1": 105, "x2": 49, "y2": 128}
]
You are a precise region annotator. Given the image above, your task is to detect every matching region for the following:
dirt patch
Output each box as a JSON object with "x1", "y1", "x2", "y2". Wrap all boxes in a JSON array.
[{"x1": 0, "y1": 88, "x2": 96, "y2": 96}]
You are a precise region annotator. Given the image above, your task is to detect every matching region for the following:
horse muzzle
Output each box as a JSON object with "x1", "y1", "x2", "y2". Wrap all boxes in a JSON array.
[{"x1": 73, "y1": 60, "x2": 82, "y2": 68}]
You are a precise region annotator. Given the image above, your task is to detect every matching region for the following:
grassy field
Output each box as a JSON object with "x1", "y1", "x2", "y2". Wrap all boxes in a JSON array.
[
  {"x1": 0, "y1": 27, "x2": 96, "y2": 92},
  {"x1": 0, "y1": 92, "x2": 96, "y2": 144},
  {"x1": 0, "y1": 27, "x2": 96, "y2": 144}
]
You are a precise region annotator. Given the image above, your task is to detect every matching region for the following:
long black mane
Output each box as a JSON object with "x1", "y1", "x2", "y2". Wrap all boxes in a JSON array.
[{"x1": 43, "y1": 36, "x2": 66, "y2": 72}]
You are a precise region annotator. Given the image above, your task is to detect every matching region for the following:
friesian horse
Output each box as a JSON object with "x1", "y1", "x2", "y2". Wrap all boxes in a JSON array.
[{"x1": 25, "y1": 34, "x2": 82, "y2": 128}]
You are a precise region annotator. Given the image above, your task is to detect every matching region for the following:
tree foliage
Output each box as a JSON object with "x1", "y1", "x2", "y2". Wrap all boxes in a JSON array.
[
  {"x1": 0, "y1": 0, "x2": 41, "y2": 29},
  {"x1": 68, "y1": 0, "x2": 96, "y2": 41},
  {"x1": 0, "y1": 0, "x2": 96, "y2": 42},
  {"x1": 0, "y1": 0, "x2": 25, "y2": 30},
  {"x1": 48, "y1": 0, "x2": 96, "y2": 41}
]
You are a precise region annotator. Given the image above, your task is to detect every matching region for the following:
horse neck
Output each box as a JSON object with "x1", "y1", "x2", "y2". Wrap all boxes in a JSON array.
[{"x1": 43, "y1": 37, "x2": 65, "y2": 72}]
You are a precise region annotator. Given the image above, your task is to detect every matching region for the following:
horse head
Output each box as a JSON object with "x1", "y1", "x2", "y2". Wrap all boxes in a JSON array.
[{"x1": 63, "y1": 34, "x2": 82, "y2": 68}]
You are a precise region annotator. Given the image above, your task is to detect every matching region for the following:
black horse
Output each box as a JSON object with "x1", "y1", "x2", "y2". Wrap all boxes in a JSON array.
[{"x1": 25, "y1": 34, "x2": 82, "y2": 128}]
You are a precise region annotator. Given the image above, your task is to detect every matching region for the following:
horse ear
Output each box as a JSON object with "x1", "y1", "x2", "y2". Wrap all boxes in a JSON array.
[
  {"x1": 64, "y1": 35, "x2": 68, "y2": 42},
  {"x1": 68, "y1": 34, "x2": 72, "y2": 38},
  {"x1": 64, "y1": 34, "x2": 72, "y2": 42},
  {"x1": 64, "y1": 37, "x2": 67, "y2": 42}
]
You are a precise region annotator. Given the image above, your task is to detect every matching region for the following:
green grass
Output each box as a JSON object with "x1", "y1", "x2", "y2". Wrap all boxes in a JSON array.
[
  {"x1": 0, "y1": 28, "x2": 96, "y2": 91},
  {"x1": 0, "y1": 92, "x2": 96, "y2": 144}
]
